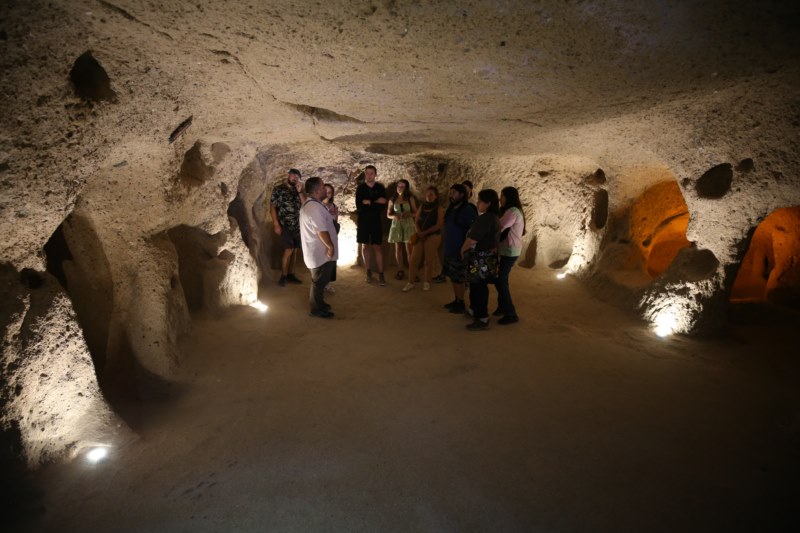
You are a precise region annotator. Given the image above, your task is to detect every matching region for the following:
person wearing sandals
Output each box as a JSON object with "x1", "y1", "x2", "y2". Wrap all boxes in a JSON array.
[
  {"x1": 461, "y1": 189, "x2": 501, "y2": 331},
  {"x1": 494, "y1": 186, "x2": 525, "y2": 325},
  {"x1": 323, "y1": 183, "x2": 340, "y2": 294},
  {"x1": 387, "y1": 179, "x2": 417, "y2": 281},
  {"x1": 403, "y1": 186, "x2": 445, "y2": 292},
  {"x1": 356, "y1": 165, "x2": 388, "y2": 285}
]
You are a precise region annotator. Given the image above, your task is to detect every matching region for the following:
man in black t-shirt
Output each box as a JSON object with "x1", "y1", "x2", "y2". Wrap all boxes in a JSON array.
[{"x1": 355, "y1": 165, "x2": 387, "y2": 285}]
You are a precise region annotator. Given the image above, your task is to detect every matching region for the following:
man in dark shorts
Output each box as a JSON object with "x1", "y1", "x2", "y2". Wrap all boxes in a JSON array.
[
  {"x1": 270, "y1": 168, "x2": 305, "y2": 286},
  {"x1": 355, "y1": 164, "x2": 388, "y2": 285},
  {"x1": 442, "y1": 183, "x2": 477, "y2": 313}
]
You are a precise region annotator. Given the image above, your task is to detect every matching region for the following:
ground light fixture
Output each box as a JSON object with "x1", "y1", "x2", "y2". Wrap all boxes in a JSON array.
[
  {"x1": 85, "y1": 446, "x2": 110, "y2": 464},
  {"x1": 249, "y1": 301, "x2": 269, "y2": 313},
  {"x1": 556, "y1": 272, "x2": 567, "y2": 280},
  {"x1": 653, "y1": 308, "x2": 679, "y2": 338}
]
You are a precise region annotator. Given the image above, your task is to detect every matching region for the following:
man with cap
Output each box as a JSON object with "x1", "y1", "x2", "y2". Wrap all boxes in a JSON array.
[{"x1": 270, "y1": 168, "x2": 305, "y2": 286}]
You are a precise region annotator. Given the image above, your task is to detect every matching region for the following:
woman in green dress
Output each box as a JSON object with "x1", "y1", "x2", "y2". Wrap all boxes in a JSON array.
[{"x1": 387, "y1": 179, "x2": 418, "y2": 280}]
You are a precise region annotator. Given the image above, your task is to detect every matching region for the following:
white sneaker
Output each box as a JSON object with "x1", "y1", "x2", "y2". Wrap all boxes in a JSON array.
[
  {"x1": 423, "y1": 282, "x2": 431, "y2": 291},
  {"x1": 402, "y1": 283, "x2": 415, "y2": 292},
  {"x1": 324, "y1": 284, "x2": 336, "y2": 293}
]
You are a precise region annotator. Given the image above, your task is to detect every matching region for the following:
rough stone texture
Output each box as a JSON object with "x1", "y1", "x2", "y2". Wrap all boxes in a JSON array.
[
  {"x1": 1, "y1": 0, "x2": 799, "y2": 463},
  {"x1": 0, "y1": 267, "x2": 127, "y2": 467}
]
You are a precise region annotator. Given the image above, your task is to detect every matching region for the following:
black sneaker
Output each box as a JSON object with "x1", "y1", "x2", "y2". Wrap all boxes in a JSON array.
[
  {"x1": 498, "y1": 315, "x2": 519, "y2": 325},
  {"x1": 378, "y1": 273, "x2": 386, "y2": 286},
  {"x1": 286, "y1": 274, "x2": 302, "y2": 284},
  {"x1": 492, "y1": 308, "x2": 504, "y2": 317},
  {"x1": 466, "y1": 319, "x2": 489, "y2": 331},
  {"x1": 443, "y1": 299, "x2": 460, "y2": 309},
  {"x1": 432, "y1": 275, "x2": 446, "y2": 284},
  {"x1": 448, "y1": 301, "x2": 466, "y2": 314},
  {"x1": 309, "y1": 309, "x2": 334, "y2": 319},
  {"x1": 278, "y1": 275, "x2": 286, "y2": 287},
  {"x1": 365, "y1": 269, "x2": 373, "y2": 283}
]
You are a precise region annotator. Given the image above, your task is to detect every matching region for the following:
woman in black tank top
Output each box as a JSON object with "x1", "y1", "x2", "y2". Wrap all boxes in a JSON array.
[{"x1": 403, "y1": 186, "x2": 445, "y2": 292}]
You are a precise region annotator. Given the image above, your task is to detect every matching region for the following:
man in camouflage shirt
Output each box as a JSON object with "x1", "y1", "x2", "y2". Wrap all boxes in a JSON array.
[{"x1": 270, "y1": 168, "x2": 305, "y2": 286}]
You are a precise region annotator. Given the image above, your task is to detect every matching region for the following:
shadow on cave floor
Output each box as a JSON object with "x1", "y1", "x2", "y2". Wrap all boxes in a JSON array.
[{"x1": 24, "y1": 267, "x2": 800, "y2": 533}]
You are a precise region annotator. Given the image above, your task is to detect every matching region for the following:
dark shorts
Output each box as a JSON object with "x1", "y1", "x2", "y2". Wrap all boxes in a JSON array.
[
  {"x1": 357, "y1": 222, "x2": 383, "y2": 245},
  {"x1": 280, "y1": 228, "x2": 301, "y2": 249},
  {"x1": 444, "y1": 255, "x2": 466, "y2": 283}
]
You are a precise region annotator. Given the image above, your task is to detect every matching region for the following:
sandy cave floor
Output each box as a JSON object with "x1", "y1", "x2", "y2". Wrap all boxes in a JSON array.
[{"x1": 25, "y1": 266, "x2": 800, "y2": 532}]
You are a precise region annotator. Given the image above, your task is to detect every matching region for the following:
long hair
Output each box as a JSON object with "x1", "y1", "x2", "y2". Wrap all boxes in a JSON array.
[
  {"x1": 501, "y1": 186, "x2": 526, "y2": 235},
  {"x1": 424, "y1": 186, "x2": 439, "y2": 205},
  {"x1": 323, "y1": 183, "x2": 336, "y2": 205},
  {"x1": 390, "y1": 179, "x2": 412, "y2": 203},
  {"x1": 478, "y1": 189, "x2": 500, "y2": 216}
]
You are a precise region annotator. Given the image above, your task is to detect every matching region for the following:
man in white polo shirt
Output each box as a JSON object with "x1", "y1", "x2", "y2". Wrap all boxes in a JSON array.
[{"x1": 299, "y1": 177, "x2": 339, "y2": 318}]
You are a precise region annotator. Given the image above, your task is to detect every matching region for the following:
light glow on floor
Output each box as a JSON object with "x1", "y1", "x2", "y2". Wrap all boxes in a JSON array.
[{"x1": 249, "y1": 301, "x2": 269, "y2": 313}]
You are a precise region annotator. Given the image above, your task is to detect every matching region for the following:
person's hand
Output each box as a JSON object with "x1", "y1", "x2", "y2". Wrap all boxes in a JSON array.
[
  {"x1": 274, "y1": 225, "x2": 282, "y2": 235},
  {"x1": 376, "y1": 197, "x2": 387, "y2": 205},
  {"x1": 326, "y1": 246, "x2": 334, "y2": 259},
  {"x1": 363, "y1": 199, "x2": 371, "y2": 205}
]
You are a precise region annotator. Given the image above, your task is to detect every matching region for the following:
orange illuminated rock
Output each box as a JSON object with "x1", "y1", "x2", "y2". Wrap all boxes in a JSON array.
[{"x1": 731, "y1": 207, "x2": 800, "y2": 305}]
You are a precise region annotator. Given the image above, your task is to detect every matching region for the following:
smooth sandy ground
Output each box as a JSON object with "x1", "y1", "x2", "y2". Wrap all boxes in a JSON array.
[{"x1": 27, "y1": 266, "x2": 800, "y2": 532}]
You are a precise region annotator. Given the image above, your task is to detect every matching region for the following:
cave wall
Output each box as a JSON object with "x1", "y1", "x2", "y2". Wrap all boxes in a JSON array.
[
  {"x1": 0, "y1": 266, "x2": 128, "y2": 467},
  {"x1": 1, "y1": 0, "x2": 799, "y2": 465}
]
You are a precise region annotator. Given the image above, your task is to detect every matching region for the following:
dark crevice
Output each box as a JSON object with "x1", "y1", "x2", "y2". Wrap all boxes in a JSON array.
[{"x1": 69, "y1": 51, "x2": 117, "y2": 103}]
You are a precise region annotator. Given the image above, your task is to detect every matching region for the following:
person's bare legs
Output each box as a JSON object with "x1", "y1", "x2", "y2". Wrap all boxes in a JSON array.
[
  {"x1": 405, "y1": 243, "x2": 413, "y2": 272},
  {"x1": 281, "y1": 248, "x2": 294, "y2": 276},
  {"x1": 394, "y1": 243, "x2": 404, "y2": 272},
  {"x1": 372, "y1": 244, "x2": 384, "y2": 273},
  {"x1": 362, "y1": 244, "x2": 373, "y2": 272}
]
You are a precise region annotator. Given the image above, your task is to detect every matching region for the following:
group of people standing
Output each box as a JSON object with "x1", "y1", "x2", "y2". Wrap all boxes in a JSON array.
[
  {"x1": 269, "y1": 166, "x2": 525, "y2": 330},
  {"x1": 269, "y1": 169, "x2": 341, "y2": 318}
]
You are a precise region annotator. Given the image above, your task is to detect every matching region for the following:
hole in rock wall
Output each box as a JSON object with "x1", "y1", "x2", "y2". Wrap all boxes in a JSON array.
[
  {"x1": 629, "y1": 181, "x2": 691, "y2": 277},
  {"x1": 695, "y1": 163, "x2": 733, "y2": 199},
  {"x1": 19, "y1": 269, "x2": 45, "y2": 289},
  {"x1": 592, "y1": 189, "x2": 609, "y2": 230},
  {"x1": 180, "y1": 141, "x2": 214, "y2": 186},
  {"x1": 730, "y1": 206, "x2": 800, "y2": 307},
  {"x1": 69, "y1": 51, "x2": 117, "y2": 103}
]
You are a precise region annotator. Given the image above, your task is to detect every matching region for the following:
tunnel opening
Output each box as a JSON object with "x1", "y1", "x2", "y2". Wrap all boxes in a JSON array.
[
  {"x1": 166, "y1": 223, "x2": 256, "y2": 314},
  {"x1": 43, "y1": 217, "x2": 114, "y2": 375},
  {"x1": 730, "y1": 206, "x2": 800, "y2": 309},
  {"x1": 227, "y1": 193, "x2": 251, "y2": 249},
  {"x1": 167, "y1": 225, "x2": 221, "y2": 312},
  {"x1": 592, "y1": 189, "x2": 609, "y2": 230},
  {"x1": 629, "y1": 180, "x2": 691, "y2": 278}
]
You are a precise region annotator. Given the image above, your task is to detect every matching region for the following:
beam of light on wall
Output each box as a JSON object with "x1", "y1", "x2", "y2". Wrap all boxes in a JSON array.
[
  {"x1": 86, "y1": 446, "x2": 110, "y2": 464},
  {"x1": 249, "y1": 300, "x2": 268, "y2": 313}
]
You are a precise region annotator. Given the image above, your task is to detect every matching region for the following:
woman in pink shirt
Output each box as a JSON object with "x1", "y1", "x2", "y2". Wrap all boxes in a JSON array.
[{"x1": 494, "y1": 186, "x2": 526, "y2": 324}]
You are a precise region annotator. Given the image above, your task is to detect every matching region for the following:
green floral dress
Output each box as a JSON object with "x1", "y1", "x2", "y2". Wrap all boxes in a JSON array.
[{"x1": 388, "y1": 201, "x2": 415, "y2": 243}]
